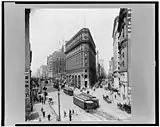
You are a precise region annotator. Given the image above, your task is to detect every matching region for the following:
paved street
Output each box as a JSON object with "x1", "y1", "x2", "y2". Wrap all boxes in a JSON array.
[
  {"x1": 28, "y1": 86, "x2": 131, "y2": 122},
  {"x1": 45, "y1": 87, "x2": 131, "y2": 122}
]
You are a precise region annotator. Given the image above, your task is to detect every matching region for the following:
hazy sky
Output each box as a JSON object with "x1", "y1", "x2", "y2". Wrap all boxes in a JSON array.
[{"x1": 30, "y1": 8, "x2": 119, "y2": 76}]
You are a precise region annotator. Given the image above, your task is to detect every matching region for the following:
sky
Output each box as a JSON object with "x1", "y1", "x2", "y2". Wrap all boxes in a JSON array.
[{"x1": 30, "y1": 8, "x2": 120, "y2": 76}]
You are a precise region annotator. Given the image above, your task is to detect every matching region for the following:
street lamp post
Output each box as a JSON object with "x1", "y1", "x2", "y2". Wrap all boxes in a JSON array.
[{"x1": 57, "y1": 82, "x2": 61, "y2": 121}]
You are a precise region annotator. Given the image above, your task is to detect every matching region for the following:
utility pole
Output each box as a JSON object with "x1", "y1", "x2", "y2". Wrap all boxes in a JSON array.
[{"x1": 57, "y1": 82, "x2": 61, "y2": 121}]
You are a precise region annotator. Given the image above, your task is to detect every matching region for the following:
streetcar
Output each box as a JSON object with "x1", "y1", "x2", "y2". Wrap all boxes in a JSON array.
[
  {"x1": 73, "y1": 93, "x2": 95, "y2": 112},
  {"x1": 63, "y1": 87, "x2": 74, "y2": 96},
  {"x1": 81, "y1": 92, "x2": 99, "y2": 108}
]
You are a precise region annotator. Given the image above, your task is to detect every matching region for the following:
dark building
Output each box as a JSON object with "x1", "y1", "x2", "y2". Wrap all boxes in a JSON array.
[
  {"x1": 25, "y1": 8, "x2": 32, "y2": 121},
  {"x1": 52, "y1": 51, "x2": 66, "y2": 80},
  {"x1": 65, "y1": 28, "x2": 96, "y2": 89}
]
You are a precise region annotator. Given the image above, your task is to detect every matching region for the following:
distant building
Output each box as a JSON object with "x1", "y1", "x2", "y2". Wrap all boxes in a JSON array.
[
  {"x1": 36, "y1": 68, "x2": 41, "y2": 78},
  {"x1": 99, "y1": 59, "x2": 106, "y2": 78},
  {"x1": 47, "y1": 55, "x2": 54, "y2": 79},
  {"x1": 65, "y1": 28, "x2": 97, "y2": 88},
  {"x1": 52, "y1": 51, "x2": 66, "y2": 80},
  {"x1": 96, "y1": 50, "x2": 100, "y2": 80},
  {"x1": 40, "y1": 65, "x2": 48, "y2": 79},
  {"x1": 108, "y1": 57, "x2": 114, "y2": 86}
]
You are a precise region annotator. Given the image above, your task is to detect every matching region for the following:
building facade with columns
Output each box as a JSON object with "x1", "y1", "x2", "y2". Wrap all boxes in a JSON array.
[{"x1": 65, "y1": 28, "x2": 96, "y2": 89}]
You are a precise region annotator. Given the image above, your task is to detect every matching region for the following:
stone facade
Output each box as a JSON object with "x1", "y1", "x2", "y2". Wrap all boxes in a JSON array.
[{"x1": 65, "y1": 28, "x2": 96, "y2": 89}]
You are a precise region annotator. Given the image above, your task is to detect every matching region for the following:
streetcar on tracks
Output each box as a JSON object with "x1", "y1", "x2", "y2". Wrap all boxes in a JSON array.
[
  {"x1": 63, "y1": 87, "x2": 74, "y2": 96},
  {"x1": 73, "y1": 93, "x2": 95, "y2": 112},
  {"x1": 81, "y1": 92, "x2": 99, "y2": 108}
]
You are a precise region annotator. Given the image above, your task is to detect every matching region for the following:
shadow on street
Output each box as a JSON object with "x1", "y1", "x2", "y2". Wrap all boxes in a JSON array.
[{"x1": 30, "y1": 112, "x2": 39, "y2": 120}]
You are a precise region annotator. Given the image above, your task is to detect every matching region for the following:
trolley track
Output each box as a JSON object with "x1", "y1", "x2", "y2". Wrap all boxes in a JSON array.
[{"x1": 90, "y1": 109, "x2": 119, "y2": 121}]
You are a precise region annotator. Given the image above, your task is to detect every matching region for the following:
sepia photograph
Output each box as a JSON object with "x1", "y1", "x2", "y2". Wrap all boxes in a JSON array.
[{"x1": 25, "y1": 8, "x2": 132, "y2": 122}]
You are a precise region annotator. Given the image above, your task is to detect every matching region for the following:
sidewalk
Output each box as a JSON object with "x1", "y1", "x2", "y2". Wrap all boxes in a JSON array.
[{"x1": 29, "y1": 101, "x2": 58, "y2": 122}]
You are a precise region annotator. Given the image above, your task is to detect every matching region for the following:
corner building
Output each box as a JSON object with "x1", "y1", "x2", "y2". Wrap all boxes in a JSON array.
[{"x1": 65, "y1": 28, "x2": 96, "y2": 89}]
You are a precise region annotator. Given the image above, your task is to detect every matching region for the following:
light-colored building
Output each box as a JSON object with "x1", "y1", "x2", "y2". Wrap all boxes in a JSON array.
[
  {"x1": 117, "y1": 8, "x2": 131, "y2": 100},
  {"x1": 47, "y1": 55, "x2": 54, "y2": 79},
  {"x1": 40, "y1": 65, "x2": 48, "y2": 79},
  {"x1": 109, "y1": 57, "x2": 114, "y2": 74},
  {"x1": 108, "y1": 57, "x2": 114, "y2": 87},
  {"x1": 52, "y1": 51, "x2": 66, "y2": 80},
  {"x1": 96, "y1": 50, "x2": 100, "y2": 80},
  {"x1": 99, "y1": 59, "x2": 105, "y2": 78},
  {"x1": 36, "y1": 68, "x2": 41, "y2": 78},
  {"x1": 112, "y1": 16, "x2": 120, "y2": 89}
]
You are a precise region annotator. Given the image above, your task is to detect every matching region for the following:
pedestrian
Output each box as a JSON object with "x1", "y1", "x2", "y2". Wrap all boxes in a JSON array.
[
  {"x1": 64, "y1": 111, "x2": 66, "y2": 118},
  {"x1": 115, "y1": 95, "x2": 116, "y2": 99},
  {"x1": 69, "y1": 110, "x2": 72, "y2": 121},
  {"x1": 48, "y1": 114, "x2": 51, "y2": 121},
  {"x1": 72, "y1": 109, "x2": 74, "y2": 115},
  {"x1": 41, "y1": 107, "x2": 43, "y2": 113},
  {"x1": 43, "y1": 111, "x2": 45, "y2": 118},
  {"x1": 39, "y1": 96, "x2": 41, "y2": 103}
]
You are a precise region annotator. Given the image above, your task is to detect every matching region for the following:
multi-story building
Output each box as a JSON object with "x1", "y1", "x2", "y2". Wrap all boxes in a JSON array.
[
  {"x1": 65, "y1": 28, "x2": 97, "y2": 89},
  {"x1": 96, "y1": 50, "x2": 100, "y2": 80},
  {"x1": 36, "y1": 68, "x2": 41, "y2": 78},
  {"x1": 25, "y1": 8, "x2": 32, "y2": 121},
  {"x1": 99, "y1": 59, "x2": 105, "y2": 78},
  {"x1": 47, "y1": 55, "x2": 54, "y2": 79},
  {"x1": 117, "y1": 8, "x2": 131, "y2": 100},
  {"x1": 127, "y1": 9, "x2": 132, "y2": 102},
  {"x1": 108, "y1": 57, "x2": 114, "y2": 87},
  {"x1": 112, "y1": 16, "x2": 120, "y2": 89},
  {"x1": 40, "y1": 65, "x2": 48, "y2": 79},
  {"x1": 52, "y1": 51, "x2": 66, "y2": 80}
]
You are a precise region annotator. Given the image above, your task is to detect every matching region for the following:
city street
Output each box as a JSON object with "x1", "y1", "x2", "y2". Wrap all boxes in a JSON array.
[
  {"x1": 30, "y1": 86, "x2": 131, "y2": 122},
  {"x1": 26, "y1": 8, "x2": 132, "y2": 122}
]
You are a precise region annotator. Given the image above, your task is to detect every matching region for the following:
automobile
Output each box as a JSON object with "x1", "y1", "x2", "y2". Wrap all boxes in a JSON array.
[
  {"x1": 48, "y1": 97, "x2": 54, "y2": 105},
  {"x1": 103, "y1": 95, "x2": 112, "y2": 103}
]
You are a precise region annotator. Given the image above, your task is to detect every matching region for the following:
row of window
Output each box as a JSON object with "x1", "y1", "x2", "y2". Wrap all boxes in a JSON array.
[
  {"x1": 66, "y1": 44, "x2": 83, "y2": 58},
  {"x1": 121, "y1": 61, "x2": 125, "y2": 68}
]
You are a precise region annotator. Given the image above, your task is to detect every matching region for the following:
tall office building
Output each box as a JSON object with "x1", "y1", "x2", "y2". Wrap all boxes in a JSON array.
[
  {"x1": 112, "y1": 16, "x2": 120, "y2": 89},
  {"x1": 47, "y1": 55, "x2": 54, "y2": 79},
  {"x1": 65, "y1": 28, "x2": 97, "y2": 88},
  {"x1": 52, "y1": 51, "x2": 66, "y2": 80}
]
